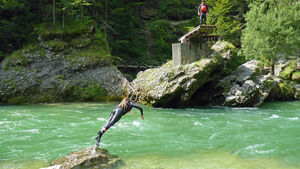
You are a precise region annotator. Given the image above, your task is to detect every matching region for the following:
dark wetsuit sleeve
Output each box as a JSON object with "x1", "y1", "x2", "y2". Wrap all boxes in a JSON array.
[{"x1": 132, "y1": 104, "x2": 143, "y2": 116}]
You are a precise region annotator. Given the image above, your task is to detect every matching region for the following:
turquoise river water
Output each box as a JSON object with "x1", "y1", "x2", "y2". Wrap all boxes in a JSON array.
[{"x1": 0, "y1": 101, "x2": 299, "y2": 169}]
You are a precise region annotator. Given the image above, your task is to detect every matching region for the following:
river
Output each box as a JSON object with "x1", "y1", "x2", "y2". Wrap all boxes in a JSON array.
[{"x1": 0, "y1": 101, "x2": 299, "y2": 169}]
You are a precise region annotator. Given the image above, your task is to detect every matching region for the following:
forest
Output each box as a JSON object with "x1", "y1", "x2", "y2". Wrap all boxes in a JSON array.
[{"x1": 0, "y1": 0, "x2": 299, "y2": 68}]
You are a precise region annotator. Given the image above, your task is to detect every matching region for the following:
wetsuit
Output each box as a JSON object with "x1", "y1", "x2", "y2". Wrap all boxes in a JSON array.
[{"x1": 95, "y1": 100, "x2": 143, "y2": 147}]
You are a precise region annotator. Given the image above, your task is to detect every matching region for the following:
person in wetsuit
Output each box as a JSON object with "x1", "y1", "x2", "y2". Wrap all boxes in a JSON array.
[{"x1": 95, "y1": 98, "x2": 144, "y2": 147}]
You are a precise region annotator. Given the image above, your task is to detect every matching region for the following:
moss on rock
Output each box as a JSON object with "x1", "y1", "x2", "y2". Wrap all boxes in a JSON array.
[
  {"x1": 44, "y1": 40, "x2": 68, "y2": 51},
  {"x1": 292, "y1": 71, "x2": 300, "y2": 82},
  {"x1": 0, "y1": 19, "x2": 127, "y2": 105},
  {"x1": 278, "y1": 81, "x2": 296, "y2": 100},
  {"x1": 35, "y1": 19, "x2": 95, "y2": 40},
  {"x1": 280, "y1": 61, "x2": 297, "y2": 80}
]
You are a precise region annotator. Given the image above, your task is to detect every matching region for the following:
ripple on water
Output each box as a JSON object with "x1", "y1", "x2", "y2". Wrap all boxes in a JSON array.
[
  {"x1": 193, "y1": 122, "x2": 202, "y2": 126},
  {"x1": 0, "y1": 102, "x2": 300, "y2": 169},
  {"x1": 23, "y1": 129, "x2": 40, "y2": 134},
  {"x1": 287, "y1": 117, "x2": 299, "y2": 121},
  {"x1": 270, "y1": 114, "x2": 280, "y2": 119},
  {"x1": 97, "y1": 118, "x2": 106, "y2": 121}
]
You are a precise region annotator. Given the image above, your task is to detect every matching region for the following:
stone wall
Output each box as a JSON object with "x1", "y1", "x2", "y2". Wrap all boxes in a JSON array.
[{"x1": 172, "y1": 41, "x2": 212, "y2": 66}]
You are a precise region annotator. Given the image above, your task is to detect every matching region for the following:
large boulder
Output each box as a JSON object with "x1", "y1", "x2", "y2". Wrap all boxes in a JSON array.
[
  {"x1": 216, "y1": 60, "x2": 274, "y2": 107},
  {"x1": 131, "y1": 58, "x2": 223, "y2": 107},
  {"x1": 269, "y1": 58, "x2": 299, "y2": 101},
  {"x1": 41, "y1": 147, "x2": 121, "y2": 169},
  {"x1": 130, "y1": 41, "x2": 238, "y2": 108}
]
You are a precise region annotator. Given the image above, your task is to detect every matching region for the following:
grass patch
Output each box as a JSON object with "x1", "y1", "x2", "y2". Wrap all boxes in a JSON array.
[
  {"x1": 70, "y1": 37, "x2": 91, "y2": 48},
  {"x1": 35, "y1": 19, "x2": 95, "y2": 40},
  {"x1": 67, "y1": 46, "x2": 111, "y2": 67},
  {"x1": 44, "y1": 40, "x2": 68, "y2": 51}
]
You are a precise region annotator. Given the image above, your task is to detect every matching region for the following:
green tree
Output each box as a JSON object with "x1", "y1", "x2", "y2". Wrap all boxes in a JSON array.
[
  {"x1": 0, "y1": 0, "x2": 38, "y2": 61},
  {"x1": 208, "y1": 0, "x2": 244, "y2": 46},
  {"x1": 241, "y1": 0, "x2": 300, "y2": 74}
]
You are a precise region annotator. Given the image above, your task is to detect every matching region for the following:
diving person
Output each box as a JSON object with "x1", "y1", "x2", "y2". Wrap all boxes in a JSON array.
[{"x1": 95, "y1": 98, "x2": 144, "y2": 147}]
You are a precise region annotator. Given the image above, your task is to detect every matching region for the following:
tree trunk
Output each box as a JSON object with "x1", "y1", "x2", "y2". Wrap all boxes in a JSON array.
[
  {"x1": 40, "y1": 0, "x2": 43, "y2": 23},
  {"x1": 105, "y1": 0, "x2": 107, "y2": 39},
  {"x1": 271, "y1": 59, "x2": 275, "y2": 75},
  {"x1": 63, "y1": 8, "x2": 65, "y2": 29},
  {"x1": 53, "y1": 0, "x2": 56, "y2": 27},
  {"x1": 81, "y1": 0, "x2": 83, "y2": 19}
]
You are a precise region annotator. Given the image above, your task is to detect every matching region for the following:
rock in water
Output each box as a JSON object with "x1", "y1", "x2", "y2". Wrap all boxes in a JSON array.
[{"x1": 42, "y1": 147, "x2": 121, "y2": 169}]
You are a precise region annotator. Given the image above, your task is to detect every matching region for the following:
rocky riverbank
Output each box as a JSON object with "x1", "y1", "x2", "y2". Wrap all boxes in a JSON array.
[
  {"x1": 130, "y1": 42, "x2": 299, "y2": 107},
  {"x1": 0, "y1": 20, "x2": 129, "y2": 105},
  {"x1": 0, "y1": 26, "x2": 298, "y2": 107}
]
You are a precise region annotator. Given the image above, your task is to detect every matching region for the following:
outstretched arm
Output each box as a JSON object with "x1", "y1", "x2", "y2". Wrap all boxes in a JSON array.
[{"x1": 132, "y1": 104, "x2": 144, "y2": 120}]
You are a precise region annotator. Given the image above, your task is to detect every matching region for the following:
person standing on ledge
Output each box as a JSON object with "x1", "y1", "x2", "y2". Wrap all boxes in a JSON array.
[
  {"x1": 198, "y1": 0, "x2": 209, "y2": 25},
  {"x1": 95, "y1": 98, "x2": 144, "y2": 147}
]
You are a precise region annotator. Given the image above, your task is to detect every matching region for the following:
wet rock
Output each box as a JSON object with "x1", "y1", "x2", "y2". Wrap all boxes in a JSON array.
[{"x1": 42, "y1": 147, "x2": 122, "y2": 169}]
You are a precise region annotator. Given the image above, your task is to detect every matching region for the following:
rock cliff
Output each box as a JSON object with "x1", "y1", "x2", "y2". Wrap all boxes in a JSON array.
[{"x1": 0, "y1": 20, "x2": 129, "y2": 105}]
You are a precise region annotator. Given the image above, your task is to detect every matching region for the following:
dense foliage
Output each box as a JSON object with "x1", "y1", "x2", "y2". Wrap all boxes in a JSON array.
[
  {"x1": 0, "y1": 0, "x2": 249, "y2": 65},
  {"x1": 0, "y1": 0, "x2": 298, "y2": 67},
  {"x1": 241, "y1": 0, "x2": 300, "y2": 73}
]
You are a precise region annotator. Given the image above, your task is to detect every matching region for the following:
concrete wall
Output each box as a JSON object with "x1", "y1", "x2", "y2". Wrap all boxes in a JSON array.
[{"x1": 172, "y1": 41, "x2": 212, "y2": 66}]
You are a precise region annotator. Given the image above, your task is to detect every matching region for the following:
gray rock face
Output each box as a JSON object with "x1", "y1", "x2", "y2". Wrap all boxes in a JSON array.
[
  {"x1": 41, "y1": 147, "x2": 121, "y2": 169},
  {"x1": 217, "y1": 60, "x2": 274, "y2": 107}
]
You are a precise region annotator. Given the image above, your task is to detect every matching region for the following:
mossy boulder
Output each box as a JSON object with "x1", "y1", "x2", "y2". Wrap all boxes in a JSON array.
[
  {"x1": 42, "y1": 147, "x2": 122, "y2": 169},
  {"x1": 211, "y1": 41, "x2": 236, "y2": 60},
  {"x1": 279, "y1": 61, "x2": 297, "y2": 80},
  {"x1": 292, "y1": 71, "x2": 300, "y2": 82},
  {"x1": 268, "y1": 80, "x2": 297, "y2": 101},
  {"x1": 131, "y1": 58, "x2": 223, "y2": 107}
]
